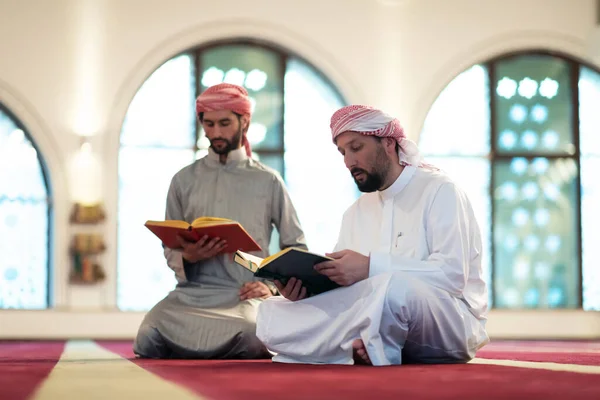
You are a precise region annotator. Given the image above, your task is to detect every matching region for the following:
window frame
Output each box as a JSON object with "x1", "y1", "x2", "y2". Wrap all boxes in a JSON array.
[
  {"x1": 189, "y1": 38, "x2": 347, "y2": 179},
  {"x1": 116, "y1": 38, "x2": 349, "y2": 310},
  {"x1": 487, "y1": 50, "x2": 588, "y2": 308},
  {"x1": 421, "y1": 49, "x2": 600, "y2": 310},
  {"x1": 0, "y1": 101, "x2": 53, "y2": 309}
]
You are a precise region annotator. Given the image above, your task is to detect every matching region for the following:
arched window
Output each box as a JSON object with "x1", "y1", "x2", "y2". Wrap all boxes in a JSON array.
[
  {"x1": 117, "y1": 40, "x2": 355, "y2": 311},
  {"x1": 419, "y1": 51, "x2": 600, "y2": 310},
  {"x1": 0, "y1": 104, "x2": 52, "y2": 309}
]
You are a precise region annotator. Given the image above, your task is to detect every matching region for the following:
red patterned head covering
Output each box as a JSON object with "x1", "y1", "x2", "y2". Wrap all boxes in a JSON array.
[
  {"x1": 330, "y1": 105, "x2": 436, "y2": 169},
  {"x1": 196, "y1": 83, "x2": 252, "y2": 157}
]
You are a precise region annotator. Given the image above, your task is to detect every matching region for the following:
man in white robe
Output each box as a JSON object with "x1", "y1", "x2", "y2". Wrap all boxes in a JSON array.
[{"x1": 256, "y1": 105, "x2": 490, "y2": 365}]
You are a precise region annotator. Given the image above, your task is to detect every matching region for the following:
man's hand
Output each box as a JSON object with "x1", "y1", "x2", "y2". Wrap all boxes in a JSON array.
[
  {"x1": 314, "y1": 249, "x2": 369, "y2": 286},
  {"x1": 177, "y1": 234, "x2": 227, "y2": 263},
  {"x1": 274, "y1": 277, "x2": 307, "y2": 301},
  {"x1": 239, "y1": 281, "x2": 273, "y2": 301}
]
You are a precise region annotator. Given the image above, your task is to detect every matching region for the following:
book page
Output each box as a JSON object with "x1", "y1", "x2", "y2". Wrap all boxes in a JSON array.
[
  {"x1": 191, "y1": 216, "x2": 235, "y2": 228},
  {"x1": 145, "y1": 220, "x2": 190, "y2": 229},
  {"x1": 262, "y1": 247, "x2": 333, "y2": 267},
  {"x1": 236, "y1": 250, "x2": 264, "y2": 266}
]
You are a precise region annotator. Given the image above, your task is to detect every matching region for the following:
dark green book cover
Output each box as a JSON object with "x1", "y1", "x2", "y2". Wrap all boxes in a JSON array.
[{"x1": 234, "y1": 248, "x2": 341, "y2": 296}]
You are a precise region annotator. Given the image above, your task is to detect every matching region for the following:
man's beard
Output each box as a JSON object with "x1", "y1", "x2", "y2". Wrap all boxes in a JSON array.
[
  {"x1": 351, "y1": 168, "x2": 384, "y2": 192},
  {"x1": 350, "y1": 145, "x2": 391, "y2": 193},
  {"x1": 209, "y1": 126, "x2": 243, "y2": 155}
]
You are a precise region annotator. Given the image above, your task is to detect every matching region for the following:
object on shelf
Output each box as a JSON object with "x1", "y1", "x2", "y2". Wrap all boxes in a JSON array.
[
  {"x1": 69, "y1": 233, "x2": 106, "y2": 284},
  {"x1": 70, "y1": 203, "x2": 106, "y2": 224}
]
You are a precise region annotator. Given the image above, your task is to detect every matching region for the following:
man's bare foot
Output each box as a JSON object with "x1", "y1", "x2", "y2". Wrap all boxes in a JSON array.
[{"x1": 352, "y1": 339, "x2": 372, "y2": 365}]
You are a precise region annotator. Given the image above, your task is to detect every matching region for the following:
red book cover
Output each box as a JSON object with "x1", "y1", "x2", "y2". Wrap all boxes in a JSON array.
[{"x1": 145, "y1": 219, "x2": 262, "y2": 253}]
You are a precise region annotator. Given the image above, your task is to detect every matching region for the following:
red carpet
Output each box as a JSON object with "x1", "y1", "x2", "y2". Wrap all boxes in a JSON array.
[
  {"x1": 100, "y1": 340, "x2": 600, "y2": 400},
  {"x1": 2, "y1": 340, "x2": 600, "y2": 399},
  {"x1": 475, "y1": 340, "x2": 600, "y2": 365},
  {"x1": 475, "y1": 350, "x2": 600, "y2": 365},
  {"x1": 0, "y1": 341, "x2": 65, "y2": 400}
]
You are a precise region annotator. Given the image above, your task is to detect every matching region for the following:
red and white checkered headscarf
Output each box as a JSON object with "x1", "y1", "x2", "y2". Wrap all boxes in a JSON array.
[
  {"x1": 196, "y1": 83, "x2": 252, "y2": 157},
  {"x1": 330, "y1": 105, "x2": 435, "y2": 169}
]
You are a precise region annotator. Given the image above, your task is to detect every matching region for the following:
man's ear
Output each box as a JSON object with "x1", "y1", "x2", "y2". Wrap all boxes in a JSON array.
[
  {"x1": 240, "y1": 115, "x2": 250, "y2": 134},
  {"x1": 384, "y1": 137, "x2": 397, "y2": 154}
]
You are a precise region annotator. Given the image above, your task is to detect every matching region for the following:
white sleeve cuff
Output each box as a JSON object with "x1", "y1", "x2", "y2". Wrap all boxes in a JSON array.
[{"x1": 369, "y1": 251, "x2": 391, "y2": 277}]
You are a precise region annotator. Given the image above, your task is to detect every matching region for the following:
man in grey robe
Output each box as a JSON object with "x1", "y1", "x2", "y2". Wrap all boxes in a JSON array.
[{"x1": 134, "y1": 83, "x2": 307, "y2": 359}]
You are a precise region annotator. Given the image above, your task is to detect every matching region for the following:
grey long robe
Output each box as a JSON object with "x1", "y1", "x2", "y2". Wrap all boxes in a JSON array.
[{"x1": 134, "y1": 147, "x2": 307, "y2": 359}]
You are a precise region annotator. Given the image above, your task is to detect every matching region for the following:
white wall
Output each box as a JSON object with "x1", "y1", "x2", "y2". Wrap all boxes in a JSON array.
[{"x1": 0, "y1": 0, "x2": 598, "y2": 339}]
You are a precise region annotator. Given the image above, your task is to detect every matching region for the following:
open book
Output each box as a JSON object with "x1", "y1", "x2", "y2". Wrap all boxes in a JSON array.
[
  {"x1": 234, "y1": 247, "x2": 341, "y2": 296},
  {"x1": 145, "y1": 216, "x2": 262, "y2": 253}
]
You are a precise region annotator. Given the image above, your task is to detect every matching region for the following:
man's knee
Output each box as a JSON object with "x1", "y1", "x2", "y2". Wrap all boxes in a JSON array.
[
  {"x1": 229, "y1": 322, "x2": 270, "y2": 359},
  {"x1": 237, "y1": 321, "x2": 262, "y2": 347},
  {"x1": 386, "y1": 272, "x2": 439, "y2": 309},
  {"x1": 385, "y1": 272, "x2": 479, "y2": 364},
  {"x1": 133, "y1": 323, "x2": 170, "y2": 359}
]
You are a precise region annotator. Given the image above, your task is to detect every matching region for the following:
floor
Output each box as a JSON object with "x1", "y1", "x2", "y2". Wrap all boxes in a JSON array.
[{"x1": 1, "y1": 340, "x2": 600, "y2": 399}]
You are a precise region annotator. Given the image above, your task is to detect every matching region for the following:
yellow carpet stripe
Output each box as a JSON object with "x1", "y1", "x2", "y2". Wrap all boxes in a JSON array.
[
  {"x1": 483, "y1": 345, "x2": 600, "y2": 353},
  {"x1": 31, "y1": 340, "x2": 207, "y2": 400},
  {"x1": 491, "y1": 348, "x2": 600, "y2": 353},
  {"x1": 470, "y1": 357, "x2": 600, "y2": 374}
]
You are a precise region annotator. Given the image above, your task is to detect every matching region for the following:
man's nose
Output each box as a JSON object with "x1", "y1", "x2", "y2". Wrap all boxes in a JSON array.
[
  {"x1": 344, "y1": 153, "x2": 355, "y2": 169},
  {"x1": 206, "y1": 126, "x2": 221, "y2": 138}
]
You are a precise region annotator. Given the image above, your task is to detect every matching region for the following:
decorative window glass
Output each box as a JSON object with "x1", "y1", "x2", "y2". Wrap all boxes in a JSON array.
[
  {"x1": 0, "y1": 105, "x2": 51, "y2": 309},
  {"x1": 420, "y1": 53, "x2": 600, "y2": 310},
  {"x1": 118, "y1": 41, "x2": 353, "y2": 311}
]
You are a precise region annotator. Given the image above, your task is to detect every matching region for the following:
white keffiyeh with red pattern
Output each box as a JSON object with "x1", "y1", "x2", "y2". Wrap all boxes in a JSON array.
[{"x1": 330, "y1": 105, "x2": 436, "y2": 169}]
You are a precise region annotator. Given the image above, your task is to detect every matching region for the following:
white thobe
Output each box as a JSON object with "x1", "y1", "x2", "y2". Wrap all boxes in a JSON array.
[{"x1": 256, "y1": 165, "x2": 490, "y2": 365}]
